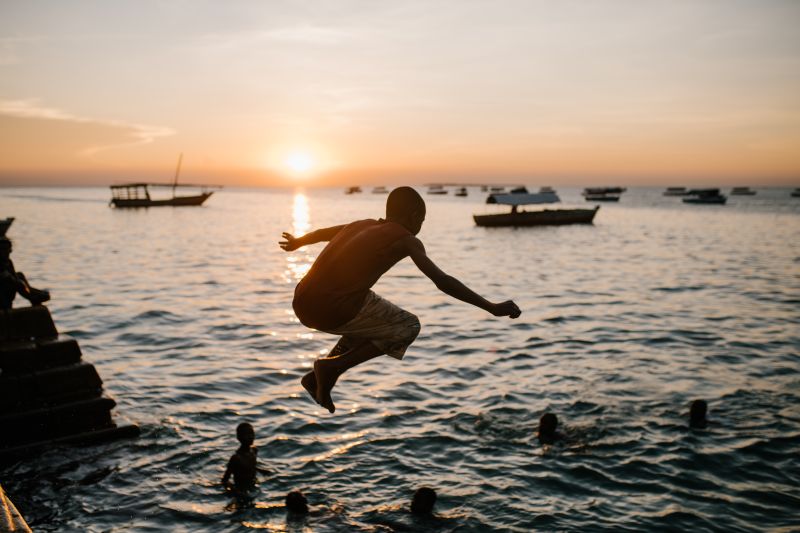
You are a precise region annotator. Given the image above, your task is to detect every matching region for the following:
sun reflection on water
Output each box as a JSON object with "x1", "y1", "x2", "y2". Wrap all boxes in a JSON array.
[{"x1": 284, "y1": 191, "x2": 313, "y2": 283}]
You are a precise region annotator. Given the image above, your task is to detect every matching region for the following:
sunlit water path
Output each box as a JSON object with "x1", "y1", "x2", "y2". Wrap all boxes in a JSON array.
[{"x1": 1, "y1": 186, "x2": 799, "y2": 531}]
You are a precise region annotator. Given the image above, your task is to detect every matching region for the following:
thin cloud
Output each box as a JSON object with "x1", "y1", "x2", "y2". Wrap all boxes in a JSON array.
[
  {"x1": 0, "y1": 98, "x2": 174, "y2": 155},
  {"x1": 0, "y1": 36, "x2": 40, "y2": 66}
]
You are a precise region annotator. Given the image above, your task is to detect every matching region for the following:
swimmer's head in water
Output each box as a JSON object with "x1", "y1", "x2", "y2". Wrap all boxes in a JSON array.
[
  {"x1": 386, "y1": 187, "x2": 426, "y2": 235},
  {"x1": 689, "y1": 399, "x2": 707, "y2": 428},
  {"x1": 538, "y1": 413, "x2": 559, "y2": 443},
  {"x1": 285, "y1": 490, "x2": 308, "y2": 514},
  {"x1": 236, "y1": 422, "x2": 255, "y2": 446},
  {"x1": 411, "y1": 486, "x2": 437, "y2": 514}
]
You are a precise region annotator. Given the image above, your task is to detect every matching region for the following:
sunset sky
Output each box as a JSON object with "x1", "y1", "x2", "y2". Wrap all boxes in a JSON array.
[{"x1": 1, "y1": 1, "x2": 799, "y2": 187}]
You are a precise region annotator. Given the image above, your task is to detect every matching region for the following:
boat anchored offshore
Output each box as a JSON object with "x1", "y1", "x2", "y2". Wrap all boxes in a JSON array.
[
  {"x1": 730, "y1": 187, "x2": 756, "y2": 196},
  {"x1": 427, "y1": 185, "x2": 448, "y2": 195},
  {"x1": 582, "y1": 187, "x2": 624, "y2": 202},
  {"x1": 454, "y1": 187, "x2": 468, "y2": 197},
  {"x1": 663, "y1": 187, "x2": 689, "y2": 196},
  {"x1": 473, "y1": 187, "x2": 599, "y2": 227},
  {"x1": 682, "y1": 188, "x2": 727, "y2": 204},
  {"x1": 344, "y1": 186, "x2": 362, "y2": 194},
  {"x1": 109, "y1": 154, "x2": 220, "y2": 208}
]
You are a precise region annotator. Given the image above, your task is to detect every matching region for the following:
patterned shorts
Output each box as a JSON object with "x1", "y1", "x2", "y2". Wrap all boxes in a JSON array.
[{"x1": 324, "y1": 291, "x2": 420, "y2": 360}]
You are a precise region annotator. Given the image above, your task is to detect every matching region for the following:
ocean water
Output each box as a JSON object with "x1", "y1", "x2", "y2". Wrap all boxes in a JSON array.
[{"x1": 1, "y1": 185, "x2": 799, "y2": 532}]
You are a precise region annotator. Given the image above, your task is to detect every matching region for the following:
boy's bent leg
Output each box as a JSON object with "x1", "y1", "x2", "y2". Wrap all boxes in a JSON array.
[
  {"x1": 314, "y1": 341, "x2": 385, "y2": 414},
  {"x1": 300, "y1": 337, "x2": 364, "y2": 405}
]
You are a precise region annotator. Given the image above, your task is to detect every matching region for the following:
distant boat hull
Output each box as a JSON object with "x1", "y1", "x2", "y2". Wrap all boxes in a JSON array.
[
  {"x1": 111, "y1": 192, "x2": 213, "y2": 208},
  {"x1": 683, "y1": 195, "x2": 726, "y2": 205},
  {"x1": 474, "y1": 207, "x2": 598, "y2": 227},
  {"x1": 585, "y1": 195, "x2": 620, "y2": 202}
]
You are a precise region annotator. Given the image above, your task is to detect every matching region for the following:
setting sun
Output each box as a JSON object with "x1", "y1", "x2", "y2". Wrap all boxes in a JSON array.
[{"x1": 285, "y1": 151, "x2": 315, "y2": 176}]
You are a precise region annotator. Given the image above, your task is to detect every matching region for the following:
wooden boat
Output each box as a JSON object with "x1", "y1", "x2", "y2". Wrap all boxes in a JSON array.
[
  {"x1": 344, "y1": 186, "x2": 362, "y2": 194},
  {"x1": 109, "y1": 154, "x2": 218, "y2": 208},
  {"x1": 663, "y1": 187, "x2": 689, "y2": 196},
  {"x1": 682, "y1": 188, "x2": 727, "y2": 204},
  {"x1": 474, "y1": 187, "x2": 599, "y2": 227},
  {"x1": 583, "y1": 187, "x2": 622, "y2": 202},
  {"x1": 730, "y1": 187, "x2": 756, "y2": 196},
  {"x1": 454, "y1": 187, "x2": 468, "y2": 197},
  {"x1": 0, "y1": 217, "x2": 13, "y2": 237}
]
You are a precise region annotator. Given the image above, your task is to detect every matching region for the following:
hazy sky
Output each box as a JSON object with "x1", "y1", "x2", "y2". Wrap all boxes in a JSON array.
[{"x1": 1, "y1": 0, "x2": 799, "y2": 187}]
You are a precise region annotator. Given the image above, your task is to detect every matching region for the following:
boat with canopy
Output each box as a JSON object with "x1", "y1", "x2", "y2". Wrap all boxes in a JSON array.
[
  {"x1": 473, "y1": 187, "x2": 599, "y2": 227},
  {"x1": 109, "y1": 154, "x2": 220, "y2": 208}
]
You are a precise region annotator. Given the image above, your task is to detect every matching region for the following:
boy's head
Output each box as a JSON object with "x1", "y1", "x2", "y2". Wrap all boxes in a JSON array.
[
  {"x1": 285, "y1": 490, "x2": 309, "y2": 514},
  {"x1": 386, "y1": 187, "x2": 426, "y2": 235},
  {"x1": 410, "y1": 486, "x2": 437, "y2": 514},
  {"x1": 689, "y1": 399, "x2": 707, "y2": 428},
  {"x1": 538, "y1": 413, "x2": 558, "y2": 442},
  {"x1": 236, "y1": 422, "x2": 255, "y2": 446}
]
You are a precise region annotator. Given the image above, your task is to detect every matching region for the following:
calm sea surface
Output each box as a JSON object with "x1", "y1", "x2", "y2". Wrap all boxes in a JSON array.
[{"x1": 1, "y1": 186, "x2": 799, "y2": 532}]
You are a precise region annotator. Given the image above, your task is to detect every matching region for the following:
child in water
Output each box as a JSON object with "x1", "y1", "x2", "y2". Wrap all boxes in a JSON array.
[
  {"x1": 222, "y1": 423, "x2": 264, "y2": 490},
  {"x1": 280, "y1": 187, "x2": 520, "y2": 413}
]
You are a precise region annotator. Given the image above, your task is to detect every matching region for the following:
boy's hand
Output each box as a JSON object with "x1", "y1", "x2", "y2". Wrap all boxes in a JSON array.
[
  {"x1": 491, "y1": 300, "x2": 521, "y2": 319},
  {"x1": 279, "y1": 232, "x2": 299, "y2": 251}
]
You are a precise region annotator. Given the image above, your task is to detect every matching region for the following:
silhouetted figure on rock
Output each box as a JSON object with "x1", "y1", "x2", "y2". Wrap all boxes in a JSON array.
[
  {"x1": 538, "y1": 412, "x2": 561, "y2": 445},
  {"x1": 0, "y1": 237, "x2": 50, "y2": 310},
  {"x1": 411, "y1": 487, "x2": 437, "y2": 515},
  {"x1": 222, "y1": 422, "x2": 268, "y2": 491},
  {"x1": 280, "y1": 186, "x2": 520, "y2": 414},
  {"x1": 689, "y1": 399, "x2": 708, "y2": 429}
]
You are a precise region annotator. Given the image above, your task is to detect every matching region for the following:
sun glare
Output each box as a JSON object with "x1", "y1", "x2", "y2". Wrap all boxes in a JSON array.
[{"x1": 285, "y1": 151, "x2": 315, "y2": 176}]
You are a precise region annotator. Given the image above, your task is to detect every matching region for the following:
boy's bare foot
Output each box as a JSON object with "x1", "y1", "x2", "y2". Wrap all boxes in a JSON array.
[
  {"x1": 300, "y1": 372, "x2": 320, "y2": 406},
  {"x1": 313, "y1": 358, "x2": 340, "y2": 414}
]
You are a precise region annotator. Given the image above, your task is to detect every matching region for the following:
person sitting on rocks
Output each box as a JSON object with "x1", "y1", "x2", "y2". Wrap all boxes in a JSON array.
[{"x1": 0, "y1": 237, "x2": 50, "y2": 310}]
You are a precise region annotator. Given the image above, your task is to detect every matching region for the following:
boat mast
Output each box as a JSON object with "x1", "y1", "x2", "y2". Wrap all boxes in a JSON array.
[{"x1": 172, "y1": 153, "x2": 183, "y2": 198}]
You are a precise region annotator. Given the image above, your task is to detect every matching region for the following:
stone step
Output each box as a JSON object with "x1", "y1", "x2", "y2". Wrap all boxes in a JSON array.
[
  {"x1": 0, "y1": 396, "x2": 117, "y2": 447},
  {"x1": 0, "y1": 306, "x2": 58, "y2": 342},
  {"x1": 0, "y1": 362, "x2": 103, "y2": 414},
  {"x1": 0, "y1": 422, "x2": 141, "y2": 465},
  {"x1": 0, "y1": 336, "x2": 82, "y2": 375}
]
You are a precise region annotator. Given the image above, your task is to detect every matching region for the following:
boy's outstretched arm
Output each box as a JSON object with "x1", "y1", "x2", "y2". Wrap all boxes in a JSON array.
[
  {"x1": 405, "y1": 237, "x2": 520, "y2": 318},
  {"x1": 279, "y1": 225, "x2": 346, "y2": 251}
]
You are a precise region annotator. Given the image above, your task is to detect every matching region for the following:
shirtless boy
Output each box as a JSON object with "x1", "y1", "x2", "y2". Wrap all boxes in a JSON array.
[{"x1": 280, "y1": 186, "x2": 520, "y2": 413}]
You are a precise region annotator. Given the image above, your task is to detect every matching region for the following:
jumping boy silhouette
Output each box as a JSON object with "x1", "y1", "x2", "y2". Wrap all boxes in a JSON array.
[{"x1": 280, "y1": 186, "x2": 520, "y2": 413}]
